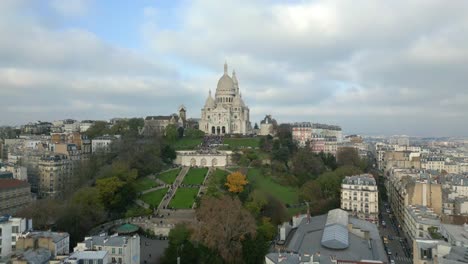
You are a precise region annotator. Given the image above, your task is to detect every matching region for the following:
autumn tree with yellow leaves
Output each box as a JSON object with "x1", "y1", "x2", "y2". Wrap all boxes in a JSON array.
[{"x1": 225, "y1": 171, "x2": 249, "y2": 193}]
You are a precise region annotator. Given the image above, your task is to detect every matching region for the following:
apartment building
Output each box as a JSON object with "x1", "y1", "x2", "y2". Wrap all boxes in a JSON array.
[
  {"x1": 0, "y1": 216, "x2": 33, "y2": 257},
  {"x1": 341, "y1": 174, "x2": 379, "y2": 223},
  {"x1": 402, "y1": 205, "x2": 440, "y2": 242},
  {"x1": 38, "y1": 155, "x2": 72, "y2": 198},
  {"x1": 386, "y1": 173, "x2": 442, "y2": 227},
  {"x1": 412, "y1": 239, "x2": 468, "y2": 264},
  {"x1": 16, "y1": 231, "x2": 70, "y2": 257},
  {"x1": 74, "y1": 234, "x2": 140, "y2": 264},
  {"x1": 92, "y1": 136, "x2": 118, "y2": 153},
  {"x1": 0, "y1": 179, "x2": 32, "y2": 215}
]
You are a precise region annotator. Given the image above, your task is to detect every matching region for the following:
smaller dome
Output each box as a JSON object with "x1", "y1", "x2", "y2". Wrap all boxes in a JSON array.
[
  {"x1": 233, "y1": 94, "x2": 244, "y2": 107},
  {"x1": 204, "y1": 91, "x2": 216, "y2": 108}
]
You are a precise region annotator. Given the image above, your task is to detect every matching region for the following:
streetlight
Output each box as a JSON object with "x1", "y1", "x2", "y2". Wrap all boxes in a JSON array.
[{"x1": 177, "y1": 244, "x2": 184, "y2": 264}]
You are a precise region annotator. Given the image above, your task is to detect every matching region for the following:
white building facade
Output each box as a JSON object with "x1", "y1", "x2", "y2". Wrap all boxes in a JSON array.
[
  {"x1": 341, "y1": 174, "x2": 379, "y2": 223},
  {"x1": 199, "y1": 63, "x2": 251, "y2": 135}
]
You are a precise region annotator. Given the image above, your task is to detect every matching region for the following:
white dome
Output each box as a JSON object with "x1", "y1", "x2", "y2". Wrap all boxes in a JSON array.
[{"x1": 216, "y1": 74, "x2": 235, "y2": 94}]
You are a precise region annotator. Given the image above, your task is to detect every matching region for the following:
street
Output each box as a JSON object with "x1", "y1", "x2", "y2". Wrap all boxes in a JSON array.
[
  {"x1": 372, "y1": 169, "x2": 413, "y2": 264},
  {"x1": 379, "y1": 201, "x2": 412, "y2": 264}
]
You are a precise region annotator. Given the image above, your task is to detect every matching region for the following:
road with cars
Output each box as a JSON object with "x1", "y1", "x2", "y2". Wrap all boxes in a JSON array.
[{"x1": 379, "y1": 200, "x2": 413, "y2": 264}]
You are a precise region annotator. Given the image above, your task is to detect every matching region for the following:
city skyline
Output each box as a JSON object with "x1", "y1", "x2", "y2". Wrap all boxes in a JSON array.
[{"x1": 1, "y1": 0, "x2": 468, "y2": 137}]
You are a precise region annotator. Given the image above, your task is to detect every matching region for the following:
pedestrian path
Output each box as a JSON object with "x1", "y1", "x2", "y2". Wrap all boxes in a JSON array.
[
  {"x1": 158, "y1": 166, "x2": 189, "y2": 209},
  {"x1": 140, "y1": 185, "x2": 168, "y2": 195},
  {"x1": 394, "y1": 256, "x2": 412, "y2": 263}
]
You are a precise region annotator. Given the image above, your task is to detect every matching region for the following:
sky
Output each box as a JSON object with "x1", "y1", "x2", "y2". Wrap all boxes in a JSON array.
[{"x1": 1, "y1": 0, "x2": 467, "y2": 137}]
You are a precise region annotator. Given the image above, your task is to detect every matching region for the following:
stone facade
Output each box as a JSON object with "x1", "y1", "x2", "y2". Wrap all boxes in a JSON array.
[
  {"x1": 341, "y1": 174, "x2": 379, "y2": 223},
  {"x1": 175, "y1": 150, "x2": 232, "y2": 167},
  {"x1": 199, "y1": 63, "x2": 251, "y2": 135},
  {"x1": 0, "y1": 179, "x2": 32, "y2": 216}
]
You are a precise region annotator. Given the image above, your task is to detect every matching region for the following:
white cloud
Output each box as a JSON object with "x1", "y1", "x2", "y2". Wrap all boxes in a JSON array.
[
  {"x1": 49, "y1": 0, "x2": 91, "y2": 17},
  {"x1": 1, "y1": 0, "x2": 468, "y2": 136}
]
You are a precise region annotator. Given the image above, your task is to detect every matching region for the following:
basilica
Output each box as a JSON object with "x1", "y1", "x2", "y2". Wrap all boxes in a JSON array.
[{"x1": 199, "y1": 62, "x2": 251, "y2": 135}]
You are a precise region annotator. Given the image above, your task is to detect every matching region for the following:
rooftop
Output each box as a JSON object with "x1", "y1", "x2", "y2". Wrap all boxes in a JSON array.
[
  {"x1": 21, "y1": 231, "x2": 69, "y2": 243},
  {"x1": 84, "y1": 234, "x2": 138, "y2": 248},
  {"x1": 406, "y1": 205, "x2": 441, "y2": 226},
  {"x1": 279, "y1": 209, "x2": 386, "y2": 264},
  {"x1": 342, "y1": 174, "x2": 376, "y2": 186},
  {"x1": 0, "y1": 178, "x2": 30, "y2": 190},
  {"x1": 441, "y1": 224, "x2": 468, "y2": 245},
  {"x1": 67, "y1": 250, "x2": 108, "y2": 260}
]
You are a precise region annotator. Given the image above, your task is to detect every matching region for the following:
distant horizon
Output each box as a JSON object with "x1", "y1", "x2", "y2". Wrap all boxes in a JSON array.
[{"x1": 1, "y1": 116, "x2": 466, "y2": 139}]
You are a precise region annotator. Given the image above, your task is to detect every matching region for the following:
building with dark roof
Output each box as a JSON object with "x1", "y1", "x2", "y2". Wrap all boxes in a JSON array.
[
  {"x1": 267, "y1": 209, "x2": 387, "y2": 264},
  {"x1": 0, "y1": 179, "x2": 32, "y2": 215},
  {"x1": 74, "y1": 234, "x2": 140, "y2": 264}
]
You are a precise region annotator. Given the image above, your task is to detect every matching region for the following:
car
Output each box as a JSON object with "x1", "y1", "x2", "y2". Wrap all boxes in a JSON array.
[
  {"x1": 390, "y1": 259, "x2": 395, "y2": 264},
  {"x1": 386, "y1": 209, "x2": 390, "y2": 213},
  {"x1": 382, "y1": 220, "x2": 386, "y2": 226},
  {"x1": 387, "y1": 250, "x2": 392, "y2": 255}
]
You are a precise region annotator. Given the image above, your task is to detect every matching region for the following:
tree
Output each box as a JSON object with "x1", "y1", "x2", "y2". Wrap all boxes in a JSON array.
[
  {"x1": 337, "y1": 147, "x2": 361, "y2": 167},
  {"x1": 161, "y1": 144, "x2": 177, "y2": 164},
  {"x1": 318, "y1": 151, "x2": 338, "y2": 170},
  {"x1": 291, "y1": 148, "x2": 325, "y2": 184},
  {"x1": 245, "y1": 190, "x2": 268, "y2": 217},
  {"x1": 192, "y1": 195, "x2": 256, "y2": 262},
  {"x1": 261, "y1": 195, "x2": 288, "y2": 225},
  {"x1": 85, "y1": 121, "x2": 109, "y2": 139},
  {"x1": 96, "y1": 161, "x2": 138, "y2": 212},
  {"x1": 272, "y1": 147, "x2": 290, "y2": 168},
  {"x1": 165, "y1": 124, "x2": 178, "y2": 142},
  {"x1": 177, "y1": 127, "x2": 184, "y2": 139},
  {"x1": 254, "y1": 123, "x2": 259, "y2": 129},
  {"x1": 185, "y1": 128, "x2": 205, "y2": 139},
  {"x1": 127, "y1": 118, "x2": 144, "y2": 133},
  {"x1": 225, "y1": 171, "x2": 249, "y2": 193}
]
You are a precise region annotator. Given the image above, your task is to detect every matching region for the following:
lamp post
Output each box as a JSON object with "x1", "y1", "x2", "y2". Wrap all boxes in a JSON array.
[{"x1": 177, "y1": 244, "x2": 184, "y2": 264}]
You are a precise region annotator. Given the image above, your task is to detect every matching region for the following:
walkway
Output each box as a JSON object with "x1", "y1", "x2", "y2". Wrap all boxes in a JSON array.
[
  {"x1": 158, "y1": 166, "x2": 189, "y2": 209},
  {"x1": 141, "y1": 185, "x2": 168, "y2": 195}
]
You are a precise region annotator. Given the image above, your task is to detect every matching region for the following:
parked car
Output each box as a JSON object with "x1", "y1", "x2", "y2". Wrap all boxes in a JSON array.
[{"x1": 387, "y1": 250, "x2": 392, "y2": 255}]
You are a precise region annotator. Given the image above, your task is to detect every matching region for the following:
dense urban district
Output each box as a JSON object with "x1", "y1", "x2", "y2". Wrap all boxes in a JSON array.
[{"x1": 1, "y1": 64, "x2": 468, "y2": 264}]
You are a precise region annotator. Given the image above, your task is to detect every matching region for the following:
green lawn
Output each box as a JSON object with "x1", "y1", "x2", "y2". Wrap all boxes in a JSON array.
[
  {"x1": 172, "y1": 138, "x2": 202, "y2": 150},
  {"x1": 135, "y1": 177, "x2": 158, "y2": 192},
  {"x1": 247, "y1": 168, "x2": 299, "y2": 205},
  {"x1": 158, "y1": 168, "x2": 181, "y2": 184},
  {"x1": 169, "y1": 187, "x2": 199, "y2": 209},
  {"x1": 183, "y1": 168, "x2": 208, "y2": 185},
  {"x1": 213, "y1": 169, "x2": 228, "y2": 180},
  {"x1": 140, "y1": 188, "x2": 168, "y2": 208},
  {"x1": 224, "y1": 137, "x2": 260, "y2": 148}
]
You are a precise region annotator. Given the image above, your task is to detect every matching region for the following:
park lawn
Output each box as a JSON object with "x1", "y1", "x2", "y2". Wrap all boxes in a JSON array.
[
  {"x1": 158, "y1": 168, "x2": 181, "y2": 184},
  {"x1": 224, "y1": 137, "x2": 260, "y2": 148},
  {"x1": 183, "y1": 168, "x2": 208, "y2": 185},
  {"x1": 140, "y1": 188, "x2": 168, "y2": 208},
  {"x1": 213, "y1": 169, "x2": 229, "y2": 181},
  {"x1": 247, "y1": 168, "x2": 299, "y2": 205},
  {"x1": 169, "y1": 187, "x2": 199, "y2": 209},
  {"x1": 172, "y1": 138, "x2": 202, "y2": 150},
  {"x1": 135, "y1": 177, "x2": 158, "y2": 192}
]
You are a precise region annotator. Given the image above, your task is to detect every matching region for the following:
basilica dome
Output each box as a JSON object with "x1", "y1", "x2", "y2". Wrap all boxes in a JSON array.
[
  {"x1": 215, "y1": 62, "x2": 235, "y2": 96},
  {"x1": 216, "y1": 74, "x2": 234, "y2": 93}
]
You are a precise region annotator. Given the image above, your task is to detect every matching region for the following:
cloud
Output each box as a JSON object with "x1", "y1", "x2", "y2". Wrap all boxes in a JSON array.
[
  {"x1": 142, "y1": 0, "x2": 468, "y2": 136},
  {"x1": 49, "y1": 0, "x2": 91, "y2": 17},
  {"x1": 1, "y1": 0, "x2": 468, "y2": 137}
]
